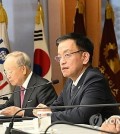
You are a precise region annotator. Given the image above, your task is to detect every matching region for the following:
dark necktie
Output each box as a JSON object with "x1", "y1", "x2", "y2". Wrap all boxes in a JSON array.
[
  {"x1": 20, "y1": 86, "x2": 25, "y2": 108},
  {"x1": 71, "y1": 84, "x2": 75, "y2": 97}
]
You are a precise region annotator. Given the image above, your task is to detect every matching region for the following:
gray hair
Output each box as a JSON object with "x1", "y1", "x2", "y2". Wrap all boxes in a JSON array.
[{"x1": 5, "y1": 51, "x2": 31, "y2": 69}]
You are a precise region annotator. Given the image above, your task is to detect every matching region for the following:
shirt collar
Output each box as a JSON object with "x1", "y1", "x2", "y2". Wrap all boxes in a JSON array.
[
  {"x1": 22, "y1": 71, "x2": 33, "y2": 89},
  {"x1": 72, "y1": 72, "x2": 84, "y2": 86}
]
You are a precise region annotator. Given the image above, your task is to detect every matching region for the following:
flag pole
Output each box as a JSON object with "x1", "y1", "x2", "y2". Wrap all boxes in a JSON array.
[{"x1": 76, "y1": 0, "x2": 79, "y2": 8}]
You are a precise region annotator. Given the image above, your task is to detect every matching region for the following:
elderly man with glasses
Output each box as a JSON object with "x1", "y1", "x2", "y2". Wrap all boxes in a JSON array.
[
  {"x1": 33, "y1": 33, "x2": 120, "y2": 126},
  {"x1": 0, "y1": 51, "x2": 57, "y2": 117}
]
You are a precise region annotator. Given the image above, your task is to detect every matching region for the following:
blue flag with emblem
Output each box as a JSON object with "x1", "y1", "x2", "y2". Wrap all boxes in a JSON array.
[{"x1": 0, "y1": 3, "x2": 12, "y2": 104}]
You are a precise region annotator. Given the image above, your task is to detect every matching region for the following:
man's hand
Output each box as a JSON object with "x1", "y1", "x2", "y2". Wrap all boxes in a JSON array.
[
  {"x1": 33, "y1": 103, "x2": 52, "y2": 117},
  {"x1": 100, "y1": 115, "x2": 120, "y2": 134},
  {"x1": 0, "y1": 106, "x2": 24, "y2": 116}
]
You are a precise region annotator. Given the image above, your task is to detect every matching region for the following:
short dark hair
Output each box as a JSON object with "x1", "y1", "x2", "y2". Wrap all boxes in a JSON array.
[{"x1": 56, "y1": 32, "x2": 94, "y2": 63}]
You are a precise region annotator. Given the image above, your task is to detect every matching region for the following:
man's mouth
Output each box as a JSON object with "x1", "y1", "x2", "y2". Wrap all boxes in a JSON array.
[{"x1": 61, "y1": 67, "x2": 69, "y2": 71}]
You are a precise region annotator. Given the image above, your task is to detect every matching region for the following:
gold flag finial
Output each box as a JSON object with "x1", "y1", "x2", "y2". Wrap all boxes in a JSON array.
[
  {"x1": 76, "y1": 0, "x2": 84, "y2": 14},
  {"x1": 0, "y1": 3, "x2": 8, "y2": 24},
  {"x1": 35, "y1": 2, "x2": 44, "y2": 25},
  {"x1": 106, "y1": 1, "x2": 114, "y2": 23}
]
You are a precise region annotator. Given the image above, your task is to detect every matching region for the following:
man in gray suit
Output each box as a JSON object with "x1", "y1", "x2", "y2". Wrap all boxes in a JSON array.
[
  {"x1": 0, "y1": 51, "x2": 57, "y2": 117},
  {"x1": 33, "y1": 33, "x2": 119, "y2": 125}
]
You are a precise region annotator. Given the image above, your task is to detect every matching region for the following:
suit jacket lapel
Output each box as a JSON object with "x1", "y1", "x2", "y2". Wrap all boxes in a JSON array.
[
  {"x1": 15, "y1": 87, "x2": 21, "y2": 107},
  {"x1": 22, "y1": 87, "x2": 34, "y2": 108},
  {"x1": 70, "y1": 66, "x2": 92, "y2": 104},
  {"x1": 22, "y1": 74, "x2": 36, "y2": 108},
  {"x1": 67, "y1": 82, "x2": 72, "y2": 102}
]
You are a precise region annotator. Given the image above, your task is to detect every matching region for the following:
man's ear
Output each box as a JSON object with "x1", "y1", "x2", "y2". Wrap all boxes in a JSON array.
[
  {"x1": 22, "y1": 66, "x2": 27, "y2": 75},
  {"x1": 82, "y1": 52, "x2": 90, "y2": 64}
]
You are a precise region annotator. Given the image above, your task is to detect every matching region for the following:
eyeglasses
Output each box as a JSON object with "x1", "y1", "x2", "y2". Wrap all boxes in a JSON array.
[
  {"x1": 3, "y1": 65, "x2": 23, "y2": 76},
  {"x1": 54, "y1": 49, "x2": 84, "y2": 62}
]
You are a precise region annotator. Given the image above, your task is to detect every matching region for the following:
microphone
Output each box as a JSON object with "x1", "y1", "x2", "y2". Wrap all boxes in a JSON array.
[
  {"x1": 0, "y1": 39, "x2": 3, "y2": 44},
  {"x1": 0, "y1": 79, "x2": 59, "y2": 98},
  {"x1": 0, "y1": 97, "x2": 9, "y2": 100},
  {"x1": 5, "y1": 103, "x2": 120, "y2": 134}
]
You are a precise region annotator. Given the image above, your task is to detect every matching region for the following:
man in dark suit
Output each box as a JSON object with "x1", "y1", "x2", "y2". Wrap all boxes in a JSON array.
[
  {"x1": 0, "y1": 51, "x2": 57, "y2": 117},
  {"x1": 33, "y1": 33, "x2": 119, "y2": 125}
]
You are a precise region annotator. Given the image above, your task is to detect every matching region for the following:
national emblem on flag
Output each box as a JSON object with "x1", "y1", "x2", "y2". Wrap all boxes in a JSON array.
[
  {"x1": 99, "y1": 1, "x2": 120, "y2": 102},
  {"x1": 0, "y1": 3, "x2": 12, "y2": 104},
  {"x1": 33, "y1": 1, "x2": 51, "y2": 81}
]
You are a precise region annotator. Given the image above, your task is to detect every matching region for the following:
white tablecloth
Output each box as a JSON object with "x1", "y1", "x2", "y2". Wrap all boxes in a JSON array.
[{"x1": 0, "y1": 120, "x2": 105, "y2": 134}]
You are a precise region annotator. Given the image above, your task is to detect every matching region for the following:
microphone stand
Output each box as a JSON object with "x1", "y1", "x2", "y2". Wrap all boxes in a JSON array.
[
  {"x1": 5, "y1": 108, "x2": 23, "y2": 134},
  {"x1": 5, "y1": 107, "x2": 49, "y2": 134},
  {"x1": 44, "y1": 121, "x2": 114, "y2": 134},
  {"x1": 0, "y1": 79, "x2": 59, "y2": 98},
  {"x1": 5, "y1": 103, "x2": 120, "y2": 134},
  {"x1": 50, "y1": 103, "x2": 120, "y2": 108}
]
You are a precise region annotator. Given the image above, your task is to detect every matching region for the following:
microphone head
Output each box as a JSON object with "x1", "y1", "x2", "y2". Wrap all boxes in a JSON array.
[
  {"x1": 0, "y1": 39, "x2": 3, "y2": 44},
  {"x1": 0, "y1": 97, "x2": 9, "y2": 100},
  {"x1": 3, "y1": 97, "x2": 9, "y2": 100},
  {"x1": 52, "y1": 80, "x2": 59, "y2": 85}
]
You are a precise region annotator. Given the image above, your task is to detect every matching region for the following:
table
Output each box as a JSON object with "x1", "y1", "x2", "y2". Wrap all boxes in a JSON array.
[{"x1": 0, "y1": 120, "x2": 108, "y2": 134}]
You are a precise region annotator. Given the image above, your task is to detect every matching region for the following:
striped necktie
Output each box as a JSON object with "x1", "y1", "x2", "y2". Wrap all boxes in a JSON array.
[{"x1": 71, "y1": 84, "x2": 75, "y2": 97}]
